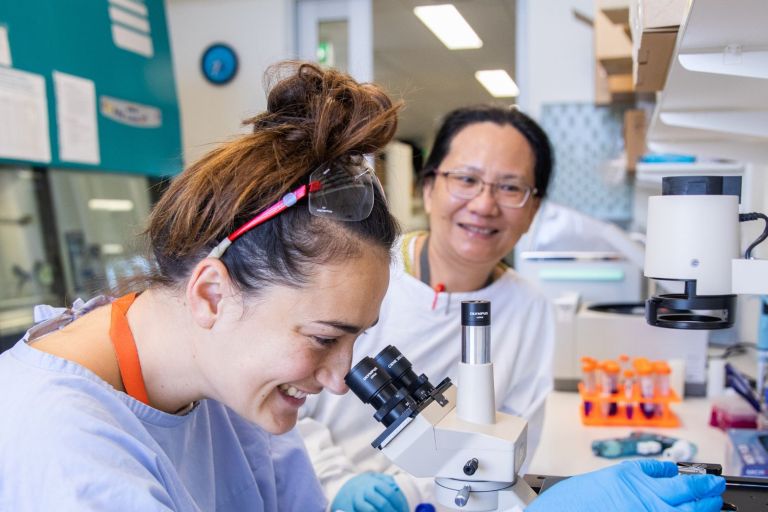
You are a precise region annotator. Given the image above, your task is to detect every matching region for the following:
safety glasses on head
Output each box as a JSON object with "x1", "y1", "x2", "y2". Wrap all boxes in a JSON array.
[{"x1": 208, "y1": 156, "x2": 379, "y2": 258}]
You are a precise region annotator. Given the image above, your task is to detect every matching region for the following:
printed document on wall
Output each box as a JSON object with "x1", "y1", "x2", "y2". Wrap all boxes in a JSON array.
[
  {"x1": 54, "y1": 71, "x2": 100, "y2": 165},
  {"x1": 0, "y1": 67, "x2": 51, "y2": 163},
  {"x1": 0, "y1": 25, "x2": 11, "y2": 67}
]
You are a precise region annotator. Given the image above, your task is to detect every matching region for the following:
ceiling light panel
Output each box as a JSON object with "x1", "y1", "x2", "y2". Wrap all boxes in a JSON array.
[
  {"x1": 88, "y1": 198, "x2": 135, "y2": 212},
  {"x1": 475, "y1": 70, "x2": 520, "y2": 97},
  {"x1": 413, "y1": 4, "x2": 483, "y2": 50}
]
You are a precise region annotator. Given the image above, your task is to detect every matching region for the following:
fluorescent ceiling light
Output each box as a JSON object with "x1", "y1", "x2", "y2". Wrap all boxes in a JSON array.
[
  {"x1": 475, "y1": 70, "x2": 520, "y2": 97},
  {"x1": 88, "y1": 199, "x2": 134, "y2": 212},
  {"x1": 101, "y1": 243, "x2": 125, "y2": 255},
  {"x1": 413, "y1": 4, "x2": 482, "y2": 50}
]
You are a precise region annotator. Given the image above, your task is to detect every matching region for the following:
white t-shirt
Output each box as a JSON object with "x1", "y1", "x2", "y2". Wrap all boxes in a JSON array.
[{"x1": 299, "y1": 237, "x2": 555, "y2": 509}]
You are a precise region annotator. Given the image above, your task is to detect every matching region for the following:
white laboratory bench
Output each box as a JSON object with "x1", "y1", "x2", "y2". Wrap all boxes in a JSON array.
[{"x1": 527, "y1": 391, "x2": 732, "y2": 477}]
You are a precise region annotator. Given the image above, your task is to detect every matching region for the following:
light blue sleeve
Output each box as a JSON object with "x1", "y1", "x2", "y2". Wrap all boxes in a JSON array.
[{"x1": 0, "y1": 380, "x2": 187, "y2": 511}]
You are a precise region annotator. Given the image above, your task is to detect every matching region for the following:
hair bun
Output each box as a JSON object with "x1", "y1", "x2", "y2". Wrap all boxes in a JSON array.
[{"x1": 247, "y1": 61, "x2": 400, "y2": 166}]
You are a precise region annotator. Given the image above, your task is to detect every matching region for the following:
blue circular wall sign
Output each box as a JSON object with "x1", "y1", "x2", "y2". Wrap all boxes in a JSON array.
[{"x1": 201, "y1": 43, "x2": 238, "y2": 85}]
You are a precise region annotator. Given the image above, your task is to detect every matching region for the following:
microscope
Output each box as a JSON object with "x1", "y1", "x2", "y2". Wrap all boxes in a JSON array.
[
  {"x1": 644, "y1": 175, "x2": 768, "y2": 393},
  {"x1": 345, "y1": 300, "x2": 536, "y2": 511}
]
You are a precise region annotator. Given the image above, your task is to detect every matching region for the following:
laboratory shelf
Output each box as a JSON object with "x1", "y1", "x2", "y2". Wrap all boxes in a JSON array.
[{"x1": 646, "y1": 0, "x2": 768, "y2": 162}]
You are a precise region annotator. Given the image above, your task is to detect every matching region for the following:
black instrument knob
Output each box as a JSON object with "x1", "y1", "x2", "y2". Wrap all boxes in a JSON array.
[{"x1": 463, "y1": 458, "x2": 479, "y2": 476}]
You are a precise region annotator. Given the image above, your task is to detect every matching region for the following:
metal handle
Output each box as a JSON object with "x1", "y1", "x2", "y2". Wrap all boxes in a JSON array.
[{"x1": 455, "y1": 485, "x2": 471, "y2": 507}]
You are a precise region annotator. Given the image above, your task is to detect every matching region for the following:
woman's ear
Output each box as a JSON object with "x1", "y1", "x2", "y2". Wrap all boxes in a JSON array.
[{"x1": 185, "y1": 258, "x2": 234, "y2": 329}]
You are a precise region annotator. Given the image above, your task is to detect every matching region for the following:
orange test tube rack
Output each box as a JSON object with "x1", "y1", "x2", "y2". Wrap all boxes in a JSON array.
[{"x1": 578, "y1": 361, "x2": 682, "y2": 427}]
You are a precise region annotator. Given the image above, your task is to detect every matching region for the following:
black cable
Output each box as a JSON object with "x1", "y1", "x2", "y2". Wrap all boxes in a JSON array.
[
  {"x1": 709, "y1": 341, "x2": 757, "y2": 360},
  {"x1": 739, "y1": 212, "x2": 768, "y2": 259}
]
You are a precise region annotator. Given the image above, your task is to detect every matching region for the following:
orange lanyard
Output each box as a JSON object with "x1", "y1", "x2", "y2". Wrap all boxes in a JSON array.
[{"x1": 109, "y1": 293, "x2": 150, "y2": 405}]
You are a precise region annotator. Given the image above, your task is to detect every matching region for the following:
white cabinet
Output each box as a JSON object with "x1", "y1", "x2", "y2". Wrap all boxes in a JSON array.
[{"x1": 646, "y1": 0, "x2": 768, "y2": 162}]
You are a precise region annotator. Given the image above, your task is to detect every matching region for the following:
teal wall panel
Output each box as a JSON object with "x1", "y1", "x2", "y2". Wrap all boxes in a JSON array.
[{"x1": 0, "y1": 0, "x2": 182, "y2": 176}]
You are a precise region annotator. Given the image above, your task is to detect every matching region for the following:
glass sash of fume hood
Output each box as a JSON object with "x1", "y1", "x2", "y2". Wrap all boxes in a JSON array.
[
  {"x1": 0, "y1": 166, "x2": 56, "y2": 350},
  {"x1": 48, "y1": 169, "x2": 153, "y2": 300}
]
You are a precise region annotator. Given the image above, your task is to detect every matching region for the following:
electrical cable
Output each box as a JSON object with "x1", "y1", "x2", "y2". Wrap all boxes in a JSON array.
[{"x1": 739, "y1": 212, "x2": 768, "y2": 259}]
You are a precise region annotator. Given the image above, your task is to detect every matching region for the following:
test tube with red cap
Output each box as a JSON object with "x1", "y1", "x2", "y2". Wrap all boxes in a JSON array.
[
  {"x1": 581, "y1": 357, "x2": 597, "y2": 416},
  {"x1": 653, "y1": 361, "x2": 672, "y2": 416},
  {"x1": 601, "y1": 360, "x2": 620, "y2": 416},
  {"x1": 635, "y1": 360, "x2": 656, "y2": 418},
  {"x1": 623, "y1": 369, "x2": 635, "y2": 419}
]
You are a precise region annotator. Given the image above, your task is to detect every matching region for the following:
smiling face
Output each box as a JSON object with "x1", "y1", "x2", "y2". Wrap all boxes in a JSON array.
[
  {"x1": 196, "y1": 247, "x2": 390, "y2": 434},
  {"x1": 423, "y1": 122, "x2": 540, "y2": 265}
]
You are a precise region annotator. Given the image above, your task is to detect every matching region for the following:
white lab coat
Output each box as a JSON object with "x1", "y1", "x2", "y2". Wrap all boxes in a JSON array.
[
  {"x1": 515, "y1": 200, "x2": 645, "y2": 269},
  {"x1": 299, "y1": 237, "x2": 555, "y2": 509}
]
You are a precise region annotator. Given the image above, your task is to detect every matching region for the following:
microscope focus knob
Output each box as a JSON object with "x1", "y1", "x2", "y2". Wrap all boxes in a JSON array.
[
  {"x1": 463, "y1": 458, "x2": 479, "y2": 476},
  {"x1": 454, "y1": 485, "x2": 471, "y2": 507}
]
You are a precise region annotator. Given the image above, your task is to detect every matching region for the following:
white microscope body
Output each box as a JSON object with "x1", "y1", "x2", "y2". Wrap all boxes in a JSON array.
[
  {"x1": 380, "y1": 385, "x2": 535, "y2": 511},
  {"x1": 346, "y1": 301, "x2": 536, "y2": 511}
]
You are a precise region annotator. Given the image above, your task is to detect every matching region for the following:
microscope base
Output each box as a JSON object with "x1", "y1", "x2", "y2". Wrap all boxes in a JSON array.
[{"x1": 434, "y1": 477, "x2": 536, "y2": 511}]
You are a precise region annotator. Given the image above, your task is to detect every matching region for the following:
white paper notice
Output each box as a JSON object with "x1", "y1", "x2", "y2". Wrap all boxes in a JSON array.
[
  {"x1": 0, "y1": 67, "x2": 51, "y2": 163},
  {"x1": 53, "y1": 71, "x2": 100, "y2": 164},
  {"x1": 0, "y1": 26, "x2": 11, "y2": 67}
]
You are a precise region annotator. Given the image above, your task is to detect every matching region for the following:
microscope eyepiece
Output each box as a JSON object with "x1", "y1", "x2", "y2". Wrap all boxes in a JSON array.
[
  {"x1": 345, "y1": 357, "x2": 413, "y2": 427},
  {"x1": 462, "y1": 300, "x2": 491, "y2": 326},
  {"x1": 347, "y1": 346, "x2": 453, "y2": 450},
  {"x1": 461, "y1": 300, "x2": 491, "y2": 364},
  {"x1": 375, "y1": 345, "x2": 435, "y2": 403}
]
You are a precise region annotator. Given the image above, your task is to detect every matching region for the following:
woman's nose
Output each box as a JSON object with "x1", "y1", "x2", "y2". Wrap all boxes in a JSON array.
[
  {"x1": 317, "y1": 349, "x2": 352, "y2": 395},
  {"x1": 467, "y1": 182, "x2": 500, "y2": 214}
]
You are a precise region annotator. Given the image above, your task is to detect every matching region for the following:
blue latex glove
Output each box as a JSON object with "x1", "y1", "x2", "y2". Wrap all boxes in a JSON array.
[
  {"x1": 331, "y1": 473, "x2": 409, "y2": 512},
  {"x1": 527, "y1": 460, "x2": 725, "y2": 512}
]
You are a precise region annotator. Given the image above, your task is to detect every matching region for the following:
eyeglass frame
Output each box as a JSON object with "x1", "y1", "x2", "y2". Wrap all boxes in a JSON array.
[
  {"x1": 432, "y1": 169, "x2": 538, "y2": 209},
  {"x1": 207, "y1": 160, "x2": 378, "y2": 259}
]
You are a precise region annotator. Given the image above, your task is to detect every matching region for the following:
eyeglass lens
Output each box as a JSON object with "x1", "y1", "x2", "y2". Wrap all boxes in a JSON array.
[
  {"x1": 443, "y1": 172, "x2": 533, "y2": 208},
  {"x1": 308, "y1": 163, "x2": 375, "y2": 221}
]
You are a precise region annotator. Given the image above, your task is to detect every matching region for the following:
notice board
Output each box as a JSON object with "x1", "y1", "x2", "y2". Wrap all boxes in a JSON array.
[{"x1": 0, "y1": 0, "x2": 182, "y2": 176}]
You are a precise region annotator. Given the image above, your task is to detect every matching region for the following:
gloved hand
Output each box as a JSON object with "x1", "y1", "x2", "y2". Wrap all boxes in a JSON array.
[
  {"x1": 527, "y1": 459, "x2": 725, "y2": 512},
  {"x1": 330, "y1": 473, "x2": 409, "y2": 512}
]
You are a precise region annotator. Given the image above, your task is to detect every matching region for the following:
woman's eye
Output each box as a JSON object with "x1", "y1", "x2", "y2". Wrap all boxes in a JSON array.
[
  {"x1": 498, "y1": 183, "x2": 522, "y2": 193},
  {"x1": 454, "y1": 175, "x2": 478, "y2": 186},
  {"x1": 311, "y1": 336, "x2": 338, "y2": 346}
]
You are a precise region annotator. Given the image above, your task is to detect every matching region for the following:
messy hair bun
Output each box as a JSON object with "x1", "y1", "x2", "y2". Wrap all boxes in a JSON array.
[
  {"x1": 145, "y1": 61, "x2": 401, "y2": 291},
  {"x1": 248, "y1": 61, "x2": 398, "y2": 163}
]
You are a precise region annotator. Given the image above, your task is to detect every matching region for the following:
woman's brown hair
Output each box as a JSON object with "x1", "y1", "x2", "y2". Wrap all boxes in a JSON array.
[{"x1": 145, "y1": 61, "x2": 401, "y2": 293}]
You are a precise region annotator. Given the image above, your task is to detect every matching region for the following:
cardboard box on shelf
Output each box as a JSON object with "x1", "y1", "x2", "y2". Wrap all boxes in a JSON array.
[
  {"x1": 596, "y1": 9, "x2": 633, "y2": 66},
  {"x1": 633, "y1": 29, "x2": 677, "y2": 92},
  {"x1": 595, "y1": 65, "x2": 634, "y2": 104},
  {"x1": 602, "y1": 6, "x2": 630, "y2": 26},
  {"x1": 608, "y1": 73, "x2": 634, "y2": 94}
]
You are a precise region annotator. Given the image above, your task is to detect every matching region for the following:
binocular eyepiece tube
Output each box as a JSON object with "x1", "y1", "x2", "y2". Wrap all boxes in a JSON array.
[{"x1": 345, "y1": 345, "x2": 437, "y2": 427}]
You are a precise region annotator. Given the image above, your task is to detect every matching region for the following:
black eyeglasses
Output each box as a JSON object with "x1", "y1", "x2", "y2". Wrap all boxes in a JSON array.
[{"x1": 436, "y1": 169, "x2": 537, "y2": 208}]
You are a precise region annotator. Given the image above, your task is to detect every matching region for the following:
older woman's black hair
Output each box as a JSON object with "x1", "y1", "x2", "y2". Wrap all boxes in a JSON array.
[{"x1": 420, "y1": 105, "x2": 553, "y2": 199}]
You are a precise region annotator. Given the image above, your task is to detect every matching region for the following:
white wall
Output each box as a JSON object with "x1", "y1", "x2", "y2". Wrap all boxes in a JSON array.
[
  {"x1": 515, "y1": 0, "x2": 595, "y2": 120},
  {"x1": 165, "y1": 0, "x2": 295, "y2": 164}
]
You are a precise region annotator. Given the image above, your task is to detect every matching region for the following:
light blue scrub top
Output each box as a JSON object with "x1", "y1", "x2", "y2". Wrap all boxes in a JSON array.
[{"x1": 0, "y1": 337, "x2": 326, "y2": 511}]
